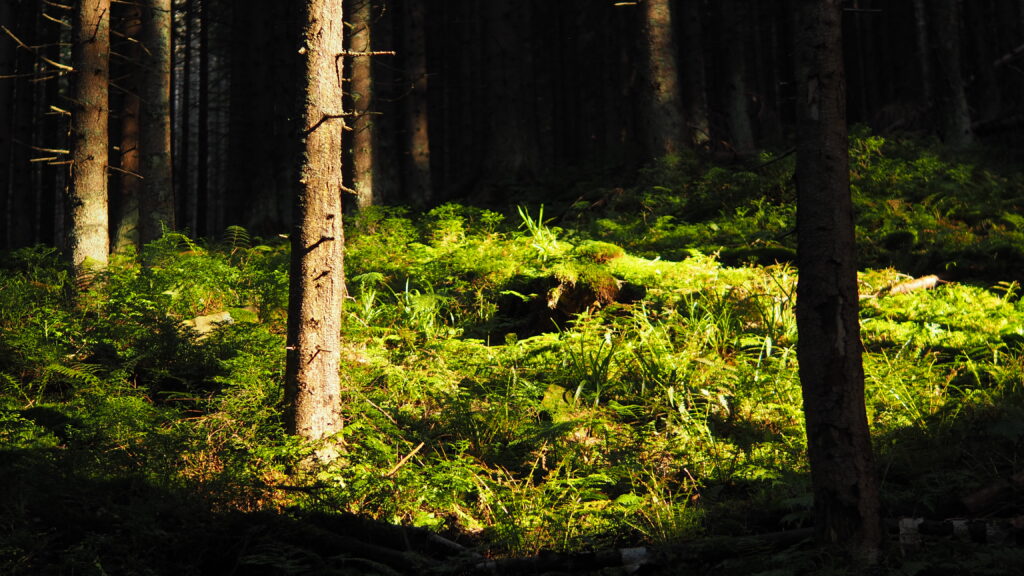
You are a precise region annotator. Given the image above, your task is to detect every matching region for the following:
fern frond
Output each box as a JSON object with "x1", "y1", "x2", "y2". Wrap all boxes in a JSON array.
[
  {"x1": 43, "y1": 363, "x2": 105, "y2": 389},
  {"x1": 224, "y1": 225, "x2": 252, "y2": 251}
]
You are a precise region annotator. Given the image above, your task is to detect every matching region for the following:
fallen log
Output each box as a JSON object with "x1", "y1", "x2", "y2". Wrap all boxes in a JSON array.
[{"x1": 886, "y1": 274, "x2": 945, "y2": 296}]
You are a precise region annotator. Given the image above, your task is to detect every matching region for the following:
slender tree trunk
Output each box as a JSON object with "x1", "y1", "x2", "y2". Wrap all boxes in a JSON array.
[
  {"x1": 481, "y1": 0, "x2": 537, "y2": 183},
  {"x1": 370, "y1": 0, "x2": 399, "y2": 204},
  {"x1": 639, "y1": 0, "x2": 685, "y2": 157},
  {"x1": 795, "y1": 0, "x2": 881, "y2": 563},
  {"x1": 911, "y1": 0, "x2": 934, "y2": 105},
  {"x1": 14, "y1": 3, "x2": 44, "y2": 248},
  {"x1": 115, "y1": 4, "x2": 142, "y2": 251},
  {"x1": 679, "y1": 0, "x2": 710, "y2": 148},
  {"x1": 196, "y1": 0, "x2": 209, "y2": 238},
  {"x1": 926, "y1": 0, "x2": 974, "y2": 147},
  {"x1": 402, "y1": 1, "x2": 433, "y2": 205},
  {"x1": 139, "y1": 0, "x2": 174, "y2": 244},
  {"x1": 178, "y1": 0, "x2": 195, "y2": 234},
  {"x1": 964, "y1": 0, "x2": 1002, "y2": 123},
  {"x1": 348, "y1": 0, "x2": 376, "y2": 209},
  {"x1": 0, "y1": 0, "x2": 15, "y2": 249},
  {"x1": 45, "y1": 15, "x2": 67, "y2": 249},
  {"x1": 285, "y1": 0, "x2": 346, "y2": 442},
  {"x1": 70, "y1": 0, "x2": 111, "y2": 273},
  {"x1": 720, "y1": 0, "x2": 755, "y2": 156}
]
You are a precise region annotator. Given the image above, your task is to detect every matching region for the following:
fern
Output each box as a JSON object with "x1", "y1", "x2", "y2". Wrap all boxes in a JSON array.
[
  {"x1": 42, "y1": 363, "x2": 105, "y2": 391},
  {"x1": 224, "y1": 225, "x2": 252, "y2": 252}
]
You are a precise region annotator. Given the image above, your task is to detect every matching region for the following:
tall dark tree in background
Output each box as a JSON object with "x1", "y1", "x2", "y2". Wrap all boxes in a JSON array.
[
  {"x1": 114, "y1": 3, "x2": 143, "y2": 251},
  {"x1": 347, "y1": 0, "x2": 376, "y2": 209},
  {"x1": 638, "y1": 0, "x2": 685, "y2": 157},
  {"x1": 285, "y1": 0, "x2": 346, "y2": 442},
  {"x1": 911, "y1": 0, "x2": 934, "y2": 107},
  {"x1": 139, "y1": 0, "x2": 175, "y2": 244},
  {"x1": 0, "y1": 0, "x2": 16, "y2": 247},
  {"x1": 401, "y1": 0, "x2": 432, "y2": 205},
  {"x1": 718, "y1": 0, "x2": 755, "y2": 157},
  {"x1": 481, "y1": 0, "x2": 538, "y2": 185},
  {"x1": 2, "y1": 0, "x2": 1023, "y2": 254},
  {"x1": 69, "y1": 0, "x2": 111, "y2": 274},
  {"x1": 227, "y1": 0, "x2": 298, "y2": 233},
  {"x1": 926, "y1": 0, "x2": 974, "y2": 148},
  {"x1": 679, "y1": 0, "x2": 710, "y2": 148},
  {"x1": 794, "y1": 0, "x2": 881, "y2": 562}
]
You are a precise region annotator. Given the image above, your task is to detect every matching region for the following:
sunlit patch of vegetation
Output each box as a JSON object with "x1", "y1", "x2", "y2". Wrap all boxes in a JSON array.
[{"x1": 2, "y1": 132, "x2": 1023, "y2": 573}]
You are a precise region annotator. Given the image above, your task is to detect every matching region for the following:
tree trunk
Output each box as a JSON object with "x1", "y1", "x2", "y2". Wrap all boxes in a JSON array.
[
  {"x1": 226, "y1": 0, "x2": 297, "y2": 234},
  {"x1": 794, "y1": 0, "x2": 881, "y2": 563},
  {"x1": 926, "y1": 0, "x2": 974, "y2": 147},
  {"x1": 369, "y1": 0, "x2": 400, "y2": 205},
  {"x1": 5, "y1": 0, "x2": 45, "y2": 249},
  {"x1": 196, "y1": 0, "x2": 210, "y2": 237},
  {"x1": 348, "y1": 0, "x2": 376, "y2": 209},
  {"x1": 481, "y1": 0, "x2": 537, "y2": 184},
  {"x1": 177, "y1": 0, "x2": 195, "y2": 234},
  {"x1": 720, "y1": 0, "x2": 755, "y2": 156},
  {"x1": 402, "y1": 1, "x2": 433, "y2": 205},
  {"x1": 679, "y1": 0, "x2": 710, "y2": 148},
  {"x1": 638, "y1": 0, "x2": 685, "y2": 157},
  {"x1": 911, "y1": 0, "x2": 934, "y2": 105},
  {"x1": 285, "y1": 0, "x2": 346, "y2": 442},
  {"x1": 139, "y1": 0, "x2": 174, "y2": 245},
  {"x1": 964, "y1": 0, "x2": 1002, "y2": 123},
  {"x1": 69, "y1": 0, "x2": 111, "y2": 273},
  {"x1": 0, "y1": 0, "x2": 15, "y2": 249},
  {"x1": 115, "y1": 3, "x2": 142, "y2": 251}
]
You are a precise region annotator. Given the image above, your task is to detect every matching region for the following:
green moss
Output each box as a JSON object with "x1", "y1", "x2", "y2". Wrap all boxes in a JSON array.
[{"x1": 574, "y1": 240, "x2": 626, "y2": 263}]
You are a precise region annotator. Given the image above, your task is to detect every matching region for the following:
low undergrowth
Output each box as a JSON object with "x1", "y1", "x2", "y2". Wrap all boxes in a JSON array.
[{"x1": 2, "y1": 132, "x2": 1023, "y2": 575}]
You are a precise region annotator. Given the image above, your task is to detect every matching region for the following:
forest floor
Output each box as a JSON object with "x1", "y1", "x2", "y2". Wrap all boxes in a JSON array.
[{"x1": 3, "y1": 132, "x2": 1024, "y2": 575}]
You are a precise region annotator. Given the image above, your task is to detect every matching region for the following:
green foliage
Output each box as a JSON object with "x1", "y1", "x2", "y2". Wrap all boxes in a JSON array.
[{"x1": 2, "y1": 135, "x2": 1023, "y2": 572}]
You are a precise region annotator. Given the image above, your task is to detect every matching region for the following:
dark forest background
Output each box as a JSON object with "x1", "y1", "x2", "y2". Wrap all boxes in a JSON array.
[{"x1": 2, "y1": 0, "x2": 1022, "y2": 248}]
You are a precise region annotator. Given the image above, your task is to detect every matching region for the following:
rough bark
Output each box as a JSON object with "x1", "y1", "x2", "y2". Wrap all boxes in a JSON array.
[
  {"x1": 139, "y1": 0, "x2": 174, "y2": 245},
  {"x1": 285, "y1": 0, "x2": 346, "y2": 442},
  {"x1": 402, "y1": 1, "x2": 433, "y2": 205},
  {"x1": 70, "y1": 0, "x2": 111, "y2": 273},
  {"x1": 926, "y1": 0, "x2": 974, "y2": 147},
  {"x1": 348, "y1": 0, "x2": 376, "y2": 209},
  {"x1": 679, "y1": 0, "x2": 710, "y2": 148},
  {"x1": 794, "y1": 0, "x2": 882, "y2": 563},
  {"x1": 639, "y1": 0, "x2": 685, "y2": 157}
]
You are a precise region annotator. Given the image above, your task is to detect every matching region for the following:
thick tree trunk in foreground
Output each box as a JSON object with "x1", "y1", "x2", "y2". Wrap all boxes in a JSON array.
[
  {"x1": 639, "y1": 0, "x2": 685, "y2": 157},
  {"x1": 139, "y1": 0, "x2": 175, "y2": 244},
  {"x1": 794, "y1": 0, "x2": 881, "y2": 563},
  {"x1": 70, "y1": 0, "x2": 111, "y2": 273},
  {"x1": 285, "y1": 0, "x2": 346, "y2": 442}
]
